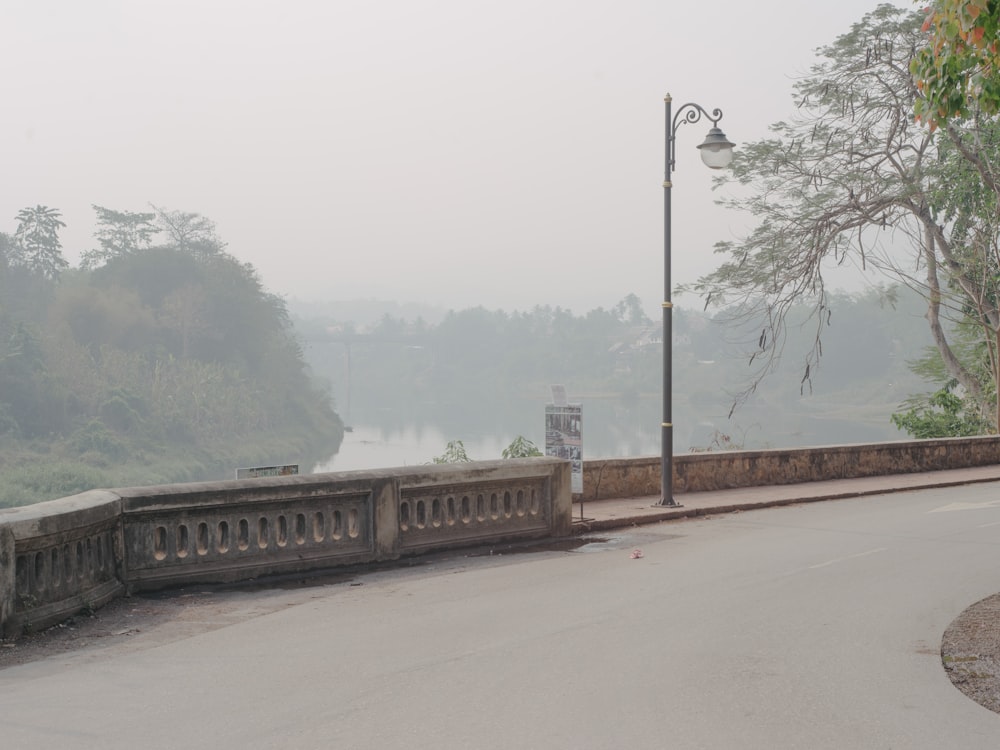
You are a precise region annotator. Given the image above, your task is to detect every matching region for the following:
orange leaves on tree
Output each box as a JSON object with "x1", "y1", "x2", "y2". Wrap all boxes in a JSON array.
[{"x1": 913, "y1": 0, "x2": 1000, "y2": 125}]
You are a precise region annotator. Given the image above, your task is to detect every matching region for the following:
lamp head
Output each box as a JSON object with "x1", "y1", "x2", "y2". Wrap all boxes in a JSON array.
[{"x1": 697, "y1": 127, "x2": 735, "y2": 169}]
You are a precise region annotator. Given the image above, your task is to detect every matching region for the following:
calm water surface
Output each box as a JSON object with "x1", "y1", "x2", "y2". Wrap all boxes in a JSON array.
[{"x1": 312, "y1": 395, "x2": 907, "y2": 473}]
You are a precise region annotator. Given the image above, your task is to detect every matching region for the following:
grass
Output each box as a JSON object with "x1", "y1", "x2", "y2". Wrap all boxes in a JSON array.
[{"x1": 0, "y1": 429, "x2": 341, "y2": 508}]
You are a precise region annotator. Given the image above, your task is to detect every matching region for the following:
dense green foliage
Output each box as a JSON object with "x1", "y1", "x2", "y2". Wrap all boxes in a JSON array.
[
  {"x1": 912, "y1": 0, "x2": 1000, "y2": 125},
  {"x1": 0, "y1": 206, "x2": 343, "y2": 507},
  {"x1": 891, "y1": 383, "x2": 991, "y2": 438}
]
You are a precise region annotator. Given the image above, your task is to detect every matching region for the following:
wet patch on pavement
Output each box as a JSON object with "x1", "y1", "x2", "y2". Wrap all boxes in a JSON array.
[{"x1": 466, "y1": 531, "x2": 683, "y2": 557}]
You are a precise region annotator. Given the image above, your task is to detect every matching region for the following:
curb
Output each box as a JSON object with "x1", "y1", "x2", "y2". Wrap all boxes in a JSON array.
[{"x1": 571, "y1": 473, "x2": 1000, "y2": 533}]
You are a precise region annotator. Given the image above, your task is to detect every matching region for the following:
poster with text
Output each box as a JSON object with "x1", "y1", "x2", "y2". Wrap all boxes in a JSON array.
[{"x1": 545, "y1": 404, "x2": 582, "y2": 493}]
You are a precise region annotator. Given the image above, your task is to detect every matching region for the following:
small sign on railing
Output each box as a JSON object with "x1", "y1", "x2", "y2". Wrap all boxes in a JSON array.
[
  {"x1": 235, "y1": 464, "x2": 299, "y2": 479},
  {"x1": 545, "y1": 385, "x2": 582, "y2": 494}
]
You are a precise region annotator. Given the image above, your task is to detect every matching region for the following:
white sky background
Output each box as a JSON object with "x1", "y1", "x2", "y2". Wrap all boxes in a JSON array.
[{"x1": 3, "y1": 0, "x2": 911, "y2": 316}]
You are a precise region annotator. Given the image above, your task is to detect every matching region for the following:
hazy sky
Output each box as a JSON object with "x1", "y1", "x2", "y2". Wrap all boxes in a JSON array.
[{"x1": 4, "y1": 0, "x2": 909, "y2": 315}]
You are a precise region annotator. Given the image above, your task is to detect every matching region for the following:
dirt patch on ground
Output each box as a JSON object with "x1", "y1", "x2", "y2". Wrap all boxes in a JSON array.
[
  {"x1": 0, "y1": 592, "x2": 201, "y2": 669},
  {"x1": 941, "y1": 593, "x2": 1000, "y2": 713},
  {"x1": 0, "y1": 588, "x2": 275, "y2": 670},
  {"x1": 0, "y1": 556, "x2": 460, "y2": 671},
  {"x1": 0, "y1": 574, "x2": 366, "y2": 671}
]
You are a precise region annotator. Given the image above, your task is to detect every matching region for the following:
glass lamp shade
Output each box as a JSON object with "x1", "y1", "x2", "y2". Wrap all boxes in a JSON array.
[{"x1": 697, "y1": 127, "x2": 735, "y2": 169}]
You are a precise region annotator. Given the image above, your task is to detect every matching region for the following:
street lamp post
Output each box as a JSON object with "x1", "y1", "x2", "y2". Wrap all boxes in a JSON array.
[{"x1": 657, "y1": 93, "x2": 735, "y2": 507}]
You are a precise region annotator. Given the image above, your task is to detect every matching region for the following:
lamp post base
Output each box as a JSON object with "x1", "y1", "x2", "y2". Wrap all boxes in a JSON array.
[{"x1": 653, "y1": 498, "x2": 684, "y2": 508}]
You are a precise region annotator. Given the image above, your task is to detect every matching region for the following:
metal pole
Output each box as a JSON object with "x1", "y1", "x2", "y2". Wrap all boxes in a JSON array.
[
  {"x1": 658, "y1": 94, "x2": 680, "y2": 507},
  {"x1": 655, "y1": 97, "x2": 730, "y2": 505}
]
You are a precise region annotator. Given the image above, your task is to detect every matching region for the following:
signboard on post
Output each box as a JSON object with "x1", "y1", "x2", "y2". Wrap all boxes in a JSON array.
[
  {"x1": 235, "y1": 464, "x2": 299, "y2": 479},
  {"x1": 545, "y1": 385, "x2": 582, "y2": 494}
]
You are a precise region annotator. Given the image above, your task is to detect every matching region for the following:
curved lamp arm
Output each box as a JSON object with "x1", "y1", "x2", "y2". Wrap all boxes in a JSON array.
[{"x1": 667, "y1": 96, "x2": 735, "y2": 170}]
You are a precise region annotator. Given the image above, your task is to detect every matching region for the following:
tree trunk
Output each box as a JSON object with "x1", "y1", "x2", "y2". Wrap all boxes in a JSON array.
[{"x1": 923, "y1": 226, "x2": 987, "y2": 408}]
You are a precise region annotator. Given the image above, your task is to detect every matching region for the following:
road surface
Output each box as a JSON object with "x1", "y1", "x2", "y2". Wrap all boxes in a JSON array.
[{"x1": 2, "y1": 482, "x2": 1000, "y2": 748}]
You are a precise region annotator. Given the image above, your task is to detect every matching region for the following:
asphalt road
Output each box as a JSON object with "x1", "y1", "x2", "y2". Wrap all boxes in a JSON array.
[{"x1": 3, "y1": 483, "x2": 1000, "y2": 749}]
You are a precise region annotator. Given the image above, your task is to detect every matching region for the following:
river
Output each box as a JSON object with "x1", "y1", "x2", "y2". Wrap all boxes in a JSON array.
[{"x1": 312, "y1": 394, "x2": 908, "y2": 473}]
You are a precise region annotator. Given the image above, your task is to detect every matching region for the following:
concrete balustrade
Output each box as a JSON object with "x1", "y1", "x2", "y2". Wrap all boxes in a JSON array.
[
  {"x1": 0, "y1": 459, "x2": 571, "y2": 638},
  {"x1": 3, "y1": 438, "x2": 999, "y2": 638},
  {"x1": 0, "y1": 490, "x2": 125, "y2": 639},
  {"x1": 399, "y1": 472, "x2": 553, "y2": 553},
  {"x1": 120, "y1": 481, "x2": 380, "y2": 591}
]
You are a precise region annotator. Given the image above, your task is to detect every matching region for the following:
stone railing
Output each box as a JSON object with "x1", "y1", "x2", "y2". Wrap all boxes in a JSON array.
[
  {"x1": 4, "y1": 437, "x2": 998, "y2": 638},
  {"x1": 0, "y1": 459, "x2": 571, "y2": 638},
  {"x1": 0, "y1": 490, "x2": 124, "y2": 639},
  {"x1": 579, "y1": 436, "x2": 1000, "y2": 501}
]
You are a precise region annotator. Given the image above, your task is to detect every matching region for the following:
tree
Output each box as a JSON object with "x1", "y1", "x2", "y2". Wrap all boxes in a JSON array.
[
  {"x1": 925, "y1": 122, "x2": 1000, "y2": 430},
  {"x1": 501, "y1": 436, "x2": 543, "y2": 458},
  {"x1": 891, "y1": 382, "x2": 991, "y2": 437},
  {"x1": 160, "y1": 283, "x2": 209, "y2": 358},
  {"x1": 911, "y1": 0, "x2": 1000, "y2": 431},
  {"x1": 81, "y1": 205, "x2": 159, "y2": 269},
  {"x1": 150, "y1": 205, "x2": 225, "y2": 257},
  {"x1": 614, "y1": 293, "x2": 650, "y2": 325},
  {"x1": 911, "y1": 0, "x2": 1000, "y2": 126},
  {"x1": 433, "y1": 437, "x2": 542, "y2": 462},
  {"x1": 10, "y1": 205, "x2": 68, "y2": 280},
  {"x1": 0, "y1": 320, "x2": 62, "y2": 437},
  {"x1": 684, "y1": 5, "x2": 1000, "y2": 431},
  {"x1": 0, "y1": 233, "x2": 12, "y2": 288},
  {"x1": 431, "y1": 439, "x2": 472, "y2": 463}
]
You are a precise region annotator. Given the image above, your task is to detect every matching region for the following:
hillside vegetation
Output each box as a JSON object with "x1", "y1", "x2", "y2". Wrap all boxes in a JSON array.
[{"x1": 0, "y1": 208, "x2": 343, "y2": 507}]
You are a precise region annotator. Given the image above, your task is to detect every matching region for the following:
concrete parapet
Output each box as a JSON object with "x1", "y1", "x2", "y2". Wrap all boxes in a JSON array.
[
  {"x1": 396, "y1": 459, "x2": 570, "y2": 554},
  {"x1": 0, "y1": 490, "x2": 124, "y2": 638},
  {"x1": 0, "y1": 459, "x2": 571, "y2": 637},
  {"x1": 5, "y1": 438, "x2": 993, "y2": 637},
  {"x1": 0, "y1": 525, "x2": 13, "y2": 639},
  {"x1": 118, "y1": 476, "x2": 381, "y2": 591}
]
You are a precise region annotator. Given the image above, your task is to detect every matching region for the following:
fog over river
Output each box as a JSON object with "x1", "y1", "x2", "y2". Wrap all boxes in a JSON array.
[{"x1": 313, "y1": 394, "x2": 907, "y2": 472}]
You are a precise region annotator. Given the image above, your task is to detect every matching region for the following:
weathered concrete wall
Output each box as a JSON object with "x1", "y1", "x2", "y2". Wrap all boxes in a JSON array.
[
  {"x1": 119, "y1": 476, "x2": 382, "y2": 590},
  {"x1": 579, "y1": 436, "x2": 1000, "y2": 501},
  {"x1": 3, "y1": 439, "x2": 996, "y2": 638},
  {"x1": 118, "y1": 460, "x2": 571, "y2": 591},
  {"x1": 0, "y1": 490, "x2": 124, "y2": 638},
  {"x1": 397, "y1": 459, "x2": 570, "y2": 553},
  {"x1": 0, "y1": 459, "x2": 571, "y2": 638},
  {"x1": 0, "y1": 525, "x2": 14, "y2": 638}
]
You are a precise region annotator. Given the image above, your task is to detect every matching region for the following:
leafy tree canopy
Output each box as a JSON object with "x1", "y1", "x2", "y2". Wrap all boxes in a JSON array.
[
  {"x1": 151, "y1": 204, "x2": 226, "y2": 257},
  {"x1": 11, "y1": 205, "x2": 68, "y2": 280},
  {"x1": 912, "y1": 0, "x2": 1000, "y2": 126},
  {"x1": 685, "y1": 4, "x2": 999, "y2": 431},
  {"x1": 80, "y1": 205, "x2": 159, "y2": 269}
]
